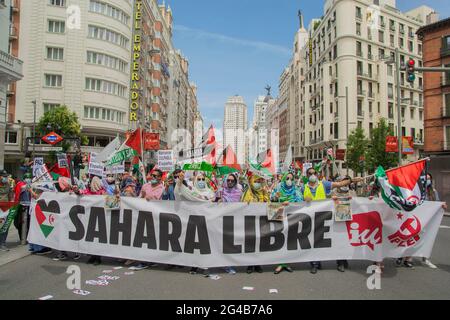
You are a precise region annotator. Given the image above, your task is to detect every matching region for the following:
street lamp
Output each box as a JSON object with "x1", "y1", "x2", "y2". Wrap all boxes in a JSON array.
[
  {"x1": 32, "y1": 100, "x2": 36, "y2": 159},
  {"x1": 336, "y1": 86, "x2": 356, "y2": 175}
]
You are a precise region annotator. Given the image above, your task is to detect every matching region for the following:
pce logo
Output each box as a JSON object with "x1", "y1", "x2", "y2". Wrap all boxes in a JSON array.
[
  {"x1": 388, "y1": 215, "x2": 422, "y2": 247},
  {"x1": 346, "y1": 211, "x2": 383, "y2": 251}
]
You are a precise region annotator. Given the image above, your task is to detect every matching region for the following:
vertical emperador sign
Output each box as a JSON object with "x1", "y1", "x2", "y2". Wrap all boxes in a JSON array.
[{"x1": 129, "y1": 0, "x2": 143, "y2": 123}]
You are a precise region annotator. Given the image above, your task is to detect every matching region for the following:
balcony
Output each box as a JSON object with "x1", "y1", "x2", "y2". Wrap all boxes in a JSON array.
[
  {"x1": 368, "y1": 53, "x2": 374, "y2": 60},
  {"x1": 357, "y1": 89, "x2": 366, "y2": 97},
  {"x1": 368, "y1": 91, "x2": 375, "y2": 99},
  {"x1": 357, "y1": 111, "x2": 365, "y2": 118},
  {"x1": 356, "y1": 12, "x2": 362, "y2": 21},
  {"x1": 357, "y1": 71, "x2": 374, "y2": 80},
  {"x1": 408, "y1": 31, "x2": 415, "y2": 38},
  {"x1": 0, "y1": 50, "x2": 23, "y2": 82},
  {"x1": 390, "y1": 25, "x2": 396, "y2": 32},
  {"x1": 442, "y1": 76, "x2": 450, "y2": 87},
  {"x1": 399, "y1": 28, "x2": 405, "y2": 35},
  {"x1": 445, "y1": 142, "x2": 450, "y2": 151},
  {"x1": 380, "y1": 22, "x2": 386, "y2": 29},
  {"x1": 334, "y1": 112, "x2": 339, "y2": 119},
  {"x1": 357, "y1": 50, "x2": 363, "y2": 57},
  {"x1": 414, "y1": 139, "x2": 424, "y2": 146}
]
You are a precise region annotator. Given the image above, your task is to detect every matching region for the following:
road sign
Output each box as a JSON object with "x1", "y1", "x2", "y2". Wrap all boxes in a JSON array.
[
  {"x1": 42, "y1": 146, "x2": 63, "y2": 151},
  {"x1": 42, "y1": 132, "x2": 63, "y2": 145}
]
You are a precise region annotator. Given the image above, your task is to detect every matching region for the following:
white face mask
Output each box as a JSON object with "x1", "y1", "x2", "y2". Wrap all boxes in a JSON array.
[
  {"x1": 197, "y1": 181, "x2": 206, "y2": 189},
  {"x1": 286, "y1": 180, "x2": 293, "y2": 187},
  {"x1": 107, "y1": 177, "x2": 115, "y2": 183},
  {"x1": 309, "y1": 175, "x2": 318, "y2": 183},
  {"x1": 253, "y1": 183, "x2": 262, "y2": 190}
]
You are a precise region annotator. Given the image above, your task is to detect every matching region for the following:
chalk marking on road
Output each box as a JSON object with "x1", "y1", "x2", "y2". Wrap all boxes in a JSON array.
[
  {"x1": 439, "y1": 226, "x2": 450, "y2": 229},
  {"x1": 38, "y1": 295, "x2": 53, "y2": 300}
]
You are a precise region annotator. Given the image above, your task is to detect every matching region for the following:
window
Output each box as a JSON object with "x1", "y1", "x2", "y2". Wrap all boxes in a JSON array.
[
  {"x1": 388, "y1": 103, "x2": 394, "y2": 118},
  {"x1": 356, "y1": 41, "x2": 362, "y2": 56},
  {"x1": 356, "y1": 23, "x2": 361, "y2": 36},
  {"x1": 388, "y1": 83, "x2": 393, "y2": 99},
  {"x1": 378, "y1": 30, "x2": 384, "y2": 43},
  {"x1": 356, "y1": 6, "x2": 362, "y2": 19},
  {"x1": 388, "y1": 65, "x2": 393, "y2": 76},
  {"x1": 84, "y1": 106, "x2": 127, "y2": 124},
  {"x1": 46, "y1": 47, "x2": 64, "y2": 60},
  {"x1": 419, "y1": 110, "x2": 423, "y2": 121},
  {"x1": 89, "y1": 0, "x2": 130, "y2": 25},
  {"x1": 445, "y1": 93, "x2": 450, "y2": 117},
  {"x1": 390, "y1": 34, "x2": 395, "y2": 47},
  {"x1": 4, "y1": 131, "x2": 17, "y2": 144},
  {"x1": 85, "y1": 78, "x2": 126, "y2": 97},
  {"x1": 45, "y1": 74, "x2": 62, "y2": 87},
  {"x1": 409, "y1": 41, "x2": 414, "y2": 52},
  {"x1": 410, "y1": 108, "x2": 414, "y2": 119},
  {"x1": 88, "y1": 25, "x2": 129, "y2": 48},
  {"x1": 43, "y1": 103, "x2": 60, "y2": 113},
  {"x1": 48, "y1": 20, "x2": 65, "y2": 33},
  {"x1": 399, "y1": 37, "x2": 404, "y2": 48},
  {"x1": 49, "y1": 0, "x2": 65, "y2": 6},
  {"x1": 87, "y1": 51, "x2": 128, "y2": 72},
  {"x1": 446, "y1": 126, "x2": 450, "y2": 150}
]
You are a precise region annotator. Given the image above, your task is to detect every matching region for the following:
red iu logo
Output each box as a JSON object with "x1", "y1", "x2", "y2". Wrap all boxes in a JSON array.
[
  {"x1": 346, "y1": 211, "x2": 383, "y2": 251},
  {"x1": 388, "y1": 215, "x2": 422, "y2": 247}
]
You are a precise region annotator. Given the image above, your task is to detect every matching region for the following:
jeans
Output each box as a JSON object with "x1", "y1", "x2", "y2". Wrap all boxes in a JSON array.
[{"x1": 0, "y1": 230, "x2": 8, "y2": 246}]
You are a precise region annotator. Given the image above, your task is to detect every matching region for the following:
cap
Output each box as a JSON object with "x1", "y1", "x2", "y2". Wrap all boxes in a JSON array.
[{"x1": 0, "y1": 169, "x2": 8, "y2": 177}]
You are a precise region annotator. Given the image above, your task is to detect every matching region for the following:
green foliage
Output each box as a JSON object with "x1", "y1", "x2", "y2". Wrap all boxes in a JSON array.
[
  {"x1": 366, "y1": 118, "x2": 398, "y2": 171},
  {"x1": 346, "y1": 127, "x2": 368, "y2": 175},
  {"x1": 37, "y1": 105, "x2": 88, "y2": 154}
]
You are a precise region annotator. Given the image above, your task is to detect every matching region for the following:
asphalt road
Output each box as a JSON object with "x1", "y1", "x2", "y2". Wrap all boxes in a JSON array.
[{"x1": 1, "y1": 217, "x2": 450, "y2": 300}]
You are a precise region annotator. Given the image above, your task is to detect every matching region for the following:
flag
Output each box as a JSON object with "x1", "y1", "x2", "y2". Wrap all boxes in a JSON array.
[
  {"x1": 248, "y1": 163, "x2": 273, "y2": 179},
  {"x1": 182, "y1": 162, "x2": 214, "y2": 172},
  {"x1": 34, "y1": 202, "x2": 55, "y2": 238},
  {"x1": 375, "y1": 159, "x2": 428, "y2": 212},
  {"x1": 50, "y1": 163, "x2": 70, "y2": 180},
  {"x1": 281, "y1": 145, "x2": 293, "y2": 173},
  {"x1": 199, "y1": 125, "x2": 217, "y2": 165},
  {"x1": 125, "y1": 128, "x2": 143, "y2": 156},
  {"x1": 257, "y1": 149, "x2": 276, "y2": 174},
  {"x1": 218, "y1": 145, "x2": 241, "y2": 171},
  {"x1": 96, "y1": 136, "x2": 121, "y2": 163},
  {"x1": 0, "y1": 201, "x2": 20, "y2": 235}
]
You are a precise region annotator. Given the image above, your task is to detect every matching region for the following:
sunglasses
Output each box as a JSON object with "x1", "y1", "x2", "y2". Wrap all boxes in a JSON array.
[
  {"x1": 307, "y1": 172, "x2": 316, "y2": 176},
  {"x1": 197, "y1": 178, "x2": 205, "y2": 181},
  {"x1": 227, "y1": 179, "x2": 235, "y2": 183},
  {"x1": 151, "y1": 174, "x2": 161, "y2": 179}
]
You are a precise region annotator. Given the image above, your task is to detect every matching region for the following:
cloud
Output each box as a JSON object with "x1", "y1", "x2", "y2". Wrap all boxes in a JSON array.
[{"x1": 174, "y1": 24, "x2": 291, "y2": 56}]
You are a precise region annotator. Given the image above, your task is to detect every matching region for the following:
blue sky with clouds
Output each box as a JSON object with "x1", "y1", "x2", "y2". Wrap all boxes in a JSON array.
[{"x1": 164, "y1": 0, "x2": 450, "y2": 133}]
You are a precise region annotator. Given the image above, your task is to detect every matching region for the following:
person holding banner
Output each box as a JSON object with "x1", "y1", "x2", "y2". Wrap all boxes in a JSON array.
[
  {"x1": 0, "y1": 170, "x2": 14, "y2": 251},
  {"x1": 241, "y1": 174, "x2": 270, "y2": 274},
  {"x1": 271, "y1": 172, "x2": 303, "y2": 274},
  {"x1": 302, "y1": 168, "x2": 363, "y2": 274},
  {"x1": 140, "y1": 169, "x2": 164, "y2": 201}
]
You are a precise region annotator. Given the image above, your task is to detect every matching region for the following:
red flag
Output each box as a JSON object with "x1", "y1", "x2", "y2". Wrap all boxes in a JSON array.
[
  {"x1": 125, "y1": 128, "x2": 142, "y2": 155},
  {"x1": 222, "y1": 146, "x2": 241, "y2": 171},
  {"x1": 50, "y1": 163, "x2": 70, "y2": 178},
  {"x1": 260, "y1": 149, "x2": 276, "y2": 174},
  {"x1": 201, "y1": 125, "x2": 217, "y2": 166}
]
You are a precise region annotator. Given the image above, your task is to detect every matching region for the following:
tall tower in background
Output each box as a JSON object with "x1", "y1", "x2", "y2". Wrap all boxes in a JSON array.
[{"x1": 223, "y1": 95, "x2": 247, "y2": 164}]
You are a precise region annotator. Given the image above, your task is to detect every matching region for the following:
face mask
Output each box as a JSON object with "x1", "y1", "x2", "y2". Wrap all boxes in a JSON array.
[
  {"x1": 197, "y1": 181, "x2": 206, "y2": 189},
  {"x1": 151, "y1": 179, "x2": 159, "y2": 185},
  {"x1": 286, "y1": 180, "x2": 293, "y2": 187},
  {"x1": 107, "y1": 177, "x2": 115, "y2": 183},
  {"x1": 253, "y1": 183, "x2": 262, "y2": 190},
  {"x1": 426, "y1": 180, "x2": 431, "y2": 187},
  {"x1": 1, "y1": 178, "x2": 7, "y2": 184},
  {"x1": 309, "y1": 175, "x2": 318, "y2": 183},
  {"x1": 227, "y1": 181, "x2": 235, "y2": 188},
  {"x1": 339, "y1": 187, "x2": 349, "y2": 193}
]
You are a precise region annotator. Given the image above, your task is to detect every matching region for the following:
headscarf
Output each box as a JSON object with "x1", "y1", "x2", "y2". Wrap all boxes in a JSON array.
[
  {"x1": 58, "y1": 177, "x2": 71, "y2": 192},
  {"x1": 241, "y1": 174, "x2": 270, "y2": 203},
  {"x1": 272, "y1": 173, "x2": 303, "y2": 203},
  {"x1": 174, "y1": 174, "x2": 215, "y2": 202},
  {"x1": 121, "y1": 177, "x2": 137, "y2": 197},
  {"x1": 220, "y1": 173, "x2": 243, "y2": 203}
]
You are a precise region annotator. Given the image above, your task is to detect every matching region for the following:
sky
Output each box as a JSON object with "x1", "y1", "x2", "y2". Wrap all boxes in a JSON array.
[{"x1": 164, "y1": 0, "x2": 450, "y2": 135}]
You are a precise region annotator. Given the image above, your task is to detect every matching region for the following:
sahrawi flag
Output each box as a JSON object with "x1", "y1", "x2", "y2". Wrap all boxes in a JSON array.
[
  {"x1": 375, "y1": 159, "x2": 428, "y2": 212},
  {"x1": 199, "y1": 125, "x2": 217, "y2": 166},
  {"x1": 0, "y1": 202, "x2": 19, "y2": 234}
]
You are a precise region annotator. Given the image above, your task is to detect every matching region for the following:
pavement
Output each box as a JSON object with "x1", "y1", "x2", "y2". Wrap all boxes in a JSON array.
[{"x1": 1, "y1": 217, "x2": 450, "y2": 300}]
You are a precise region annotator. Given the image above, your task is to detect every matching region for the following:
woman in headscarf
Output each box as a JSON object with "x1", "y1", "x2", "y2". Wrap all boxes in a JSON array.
[
  {"x1": 216, "y1": 173, "x2": 243, "y2": 274},
  {"x1": 121, "y1": 176, "x2": 137, "y2": 197},
  {"x1": 174, "y1": 171, "x2": 216, "y2": 202},
  {"x1": 218, "y1": 173, "x2": 243, "y2": 203},
  {"x1": 241, "y1": 173, "x2": 269, "y2": 273},
  {"x1": 175, "y1": 171, "x2": 215, "y2": 276},
  {"x1": 270, "y1": 172, "x2": 303, "y2": 274}
]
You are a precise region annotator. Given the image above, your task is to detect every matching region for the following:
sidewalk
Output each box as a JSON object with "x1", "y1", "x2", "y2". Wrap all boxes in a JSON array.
[{"x1": 0, "y1": 230, "x2": 31, "y2": 267}]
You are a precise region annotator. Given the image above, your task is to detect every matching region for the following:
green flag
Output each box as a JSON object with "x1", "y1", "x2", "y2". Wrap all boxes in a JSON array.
[
  {"x1": 182, "y1": 162, "x2": 214, "y2": 172},
  {"x1": 108, "y1": 148, "x2": 137, "y2": 166}
]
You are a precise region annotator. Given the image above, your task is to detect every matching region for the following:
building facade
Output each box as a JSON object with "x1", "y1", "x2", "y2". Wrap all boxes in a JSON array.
[
  {"x1": 283, "y1": 0, "x2": 435, "y2": 174},
  {"x1": 417, "y1": 17, "x2": 450, "y2": 207},
  {"x1": 0, "y1": 0, "x2": 23, "y2": 170},
  {"x1": 249, "y1": 95, "x2": 273, "y2": 160},
  {"x1": 2, "y1": 0, "x2": 199, "y2": 174},
  {"x1": 223, "y1": 95, "x2": 247, "y2": 164}
]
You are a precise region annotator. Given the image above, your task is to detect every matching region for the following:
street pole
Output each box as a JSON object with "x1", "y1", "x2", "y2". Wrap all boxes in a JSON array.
[
  {"x1": 32, "y1": 100, "x2": 36, "y2": 159},
  {"x1": 395, "y1": 48, "x2": 402, "y2": 165},
  {"x1": 345, "y1": 86, "x2": 349, "y2": 176}
]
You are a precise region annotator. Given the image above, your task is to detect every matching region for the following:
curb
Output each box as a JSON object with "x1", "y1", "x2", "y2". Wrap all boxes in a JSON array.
[{"x1": 0, "y1": 245, "x2": 31, "y2": 267}]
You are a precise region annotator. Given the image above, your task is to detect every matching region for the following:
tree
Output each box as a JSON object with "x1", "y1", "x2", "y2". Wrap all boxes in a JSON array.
[
  {"x1": 38, "y1": 105, "x2": 88, "y2": 153},
  {"x1": 346, "y1": 127, "x2": 368, "y2": 175},
  {"x1": 366, "y1": 118, "x2": 398, "y2": 172}
]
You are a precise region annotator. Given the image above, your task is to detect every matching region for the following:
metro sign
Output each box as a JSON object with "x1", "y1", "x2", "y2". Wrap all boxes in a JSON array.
[{"x1": 42, "y1": 132, "x2": 63, "y2": 145}]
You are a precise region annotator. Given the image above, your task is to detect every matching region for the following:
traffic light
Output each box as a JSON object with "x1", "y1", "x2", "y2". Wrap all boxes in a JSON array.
[{"x1": 406, "y1": 58, "x2": 416, "y2": 83}]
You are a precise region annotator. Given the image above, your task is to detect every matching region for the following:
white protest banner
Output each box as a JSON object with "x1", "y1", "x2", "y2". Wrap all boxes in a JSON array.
[
  {"x1": 88, "y1": 152, "x2": 104, "y2": 177},
  {"x1": 28, "y1": 194, "x2": 444, "y2": 268},
  {"x1": 302, "y1": 162, "x2": 312, "y2": 176},
  {"x1": 57, "y1": 153, "x2": 68, "y2": 168},
  {"x1": 157, "y1": 150, "x2": 174, "y2": 172},
  {"x1": 110, "y1": 163, "x2": 125, "y2": 175}
]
